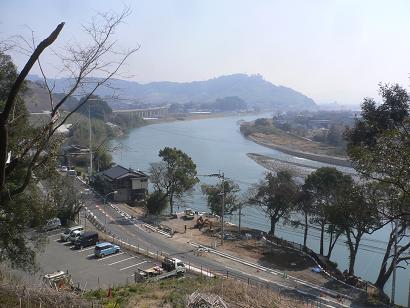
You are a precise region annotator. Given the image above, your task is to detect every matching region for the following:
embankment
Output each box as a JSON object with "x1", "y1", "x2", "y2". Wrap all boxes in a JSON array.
[{"x1": 247, "y1": 135, "x2": 352, "y2": 168}]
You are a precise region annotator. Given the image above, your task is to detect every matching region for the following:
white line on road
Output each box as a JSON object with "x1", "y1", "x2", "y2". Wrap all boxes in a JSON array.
[
  {"x1": 96, "y1": 252, "x2": 125, "y2": 261},
  {"x1": 119, "y1": 261, "x2": 147, "y2": 271},
  {"x1": 108, "y1": 256, "x2": 137, "y2": 266},
  {"x1": 87, "y1": 253, "x2": 95, "y2": 257},
  {"x1": 77, "y1": 247, "x2": 95, "y2": 252}
]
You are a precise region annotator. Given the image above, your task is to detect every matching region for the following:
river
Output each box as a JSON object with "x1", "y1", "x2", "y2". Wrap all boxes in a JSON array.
[{"x1": 112, "y1": 114, "x2": 409, "y2": 306}]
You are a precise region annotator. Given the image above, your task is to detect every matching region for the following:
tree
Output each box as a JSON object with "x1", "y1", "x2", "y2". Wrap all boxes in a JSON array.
[
  {"x1": 338, "y1": 183, "x2": 381, "y2": 275},
  {"x1": 146, "y1": 191, "x2": 168, "y2": 215},
  {"x1": 48, "y1": 175, "x2": 84, "y2": 226},
  {"x1": 249, "y1": 171, "x2": 298, "y2": 236},
  {"x1": 76, "y1": 95, "x2": 112, "y2": 121},
  {"x1": 201, "y1": 179, "x2": 239, "y2": 216},
  {"x1": 303, "y1": 167, "x2": 353, "y2": 256},
  {"x1": 346, "y1": 83, "x2": 410, "y2": 221},
  {"x1": 345, "y1": 83, "x2": 410, "y2": 289},
  {"x1": 149, "y1": 147, "x2": 199, "y2": 214},
  {"x1": 254, "y1": 118, "x2": 270, "y2": 126},
  {"x1": 295, "y1": 189, "x2": 313, "y2": 249},
  {"x1": 0, "y1": 9, "x2": 138, "y2": 269}
]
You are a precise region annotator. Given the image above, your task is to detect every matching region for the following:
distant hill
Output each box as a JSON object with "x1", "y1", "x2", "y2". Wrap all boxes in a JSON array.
[
  {"x1": 26, "y1": 74, "x2": 317, "y2": 111},
  {"x1": 23, "y1": 80, "x2": 78, "y2": 113}
]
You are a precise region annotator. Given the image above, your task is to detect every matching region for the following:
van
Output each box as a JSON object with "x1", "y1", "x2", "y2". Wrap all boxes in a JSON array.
[
  {"x1": 94, "y1": 242, "x2": 120, "y2": 258},
  {"x1": 60, "y1": 226, "x2": 84, "y2": 242},
  {"x1": 74, "y1": 231, "x2": 99, "y2": 249},
  {"x1": 43, "y1": 218, "x2": 61, "y2": 232}
]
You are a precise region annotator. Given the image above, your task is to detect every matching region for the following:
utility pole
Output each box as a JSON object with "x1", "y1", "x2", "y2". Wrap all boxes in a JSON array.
[
  {"x1": 391, "y1": 219, "x2": 398, "y2": 305},
  {"x1": 408, "y1": 279, "x2": 410, "y2": 308},
  {"x1": 88, "y1": 102, "x2": 93, "y2": 180},
  {"x1": 238, "y1": 202, "x2": 242, "y2": 235},
  {"x1": 221, "y1": 172, "x2": 225, "y2": 246}
]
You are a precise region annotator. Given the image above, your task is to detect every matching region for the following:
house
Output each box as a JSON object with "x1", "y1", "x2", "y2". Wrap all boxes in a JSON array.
[
  {"x1": 62, "y1": 144, "x2": 90, "y2": 156},
  {"x1": 94, "y1": 165, "x2": 148, "y2": 202}
]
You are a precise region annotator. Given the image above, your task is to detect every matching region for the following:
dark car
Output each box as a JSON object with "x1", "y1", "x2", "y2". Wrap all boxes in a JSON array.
[{"x1": 74, "y1": 231, "x2": 99, "y2": 249}]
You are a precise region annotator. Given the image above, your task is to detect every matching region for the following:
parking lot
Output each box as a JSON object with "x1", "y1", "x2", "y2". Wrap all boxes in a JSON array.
[{"x1": 35, "y1": 232, "x2": 159, "y2": 290}]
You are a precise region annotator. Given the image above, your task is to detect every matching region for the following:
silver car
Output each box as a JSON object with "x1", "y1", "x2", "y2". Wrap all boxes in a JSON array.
[
  {"x1": 60, "y1": 226, "x2": 84, "y2": 242},
  {"x1": 68, "y1": 230, "x2": 84, "y2": 243}
]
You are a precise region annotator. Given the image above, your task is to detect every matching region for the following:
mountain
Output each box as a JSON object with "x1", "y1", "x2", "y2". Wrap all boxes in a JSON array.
[
  {"x1": 23, "y1": 80, "x2": 78, "y2": 113},
  {"x1": 26, "y1": 74, "x2": 317, "y2": 111}
]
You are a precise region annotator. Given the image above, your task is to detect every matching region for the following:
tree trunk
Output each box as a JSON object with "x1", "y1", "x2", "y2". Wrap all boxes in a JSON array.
[
  {"x1": 169, "y1": 193, "x2": 173, "y2": 214},
  {"x1": 327, "y1": 230, "x2": 333, "y2": 258},
  {"x1": 0, "y1": 22, "x2": 64, "y2": 194},
  {"x1": 375, "y1": 225, "x2": 395, "y2": 289},
  {"x1": 270, "y1": 216, "x2": 276, "y2": 237},
  {"x1": 319, "y1": 223, "x2": 325, "y2": 255},
  {"x1": 303, "y1": 213, "x2": 308, "y2": 249},
  {"x1": 346, "y1": 230, "x2": 363, "y2": 276},
  {"x1": 327, "y1": 232, "x2": 341, "y2": 259},
  {"x1": 375, "y1": 261, "x2": 394, "y2": 290}
]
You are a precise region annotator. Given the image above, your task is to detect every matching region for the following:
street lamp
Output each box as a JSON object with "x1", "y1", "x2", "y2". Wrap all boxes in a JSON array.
[{"x1": 104, "y1": 190, "x2": 117, "y2": 228}]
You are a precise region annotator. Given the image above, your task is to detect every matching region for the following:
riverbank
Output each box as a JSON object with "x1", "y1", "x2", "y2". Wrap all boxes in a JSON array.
[
  {"x1": 247, "y1": 134, "x2": 352, "y2": 167},
  {"x1": 143, "y1": 111, "x2": 261, "y2": 126},
  {"x1": 247, "y1": 153, "x2": 317, "y2": 178}
]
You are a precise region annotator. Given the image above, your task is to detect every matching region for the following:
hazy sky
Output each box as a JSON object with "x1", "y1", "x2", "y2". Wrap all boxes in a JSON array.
[{"x1": 1, "y1": 0, "x2": 410, "y2": 105}]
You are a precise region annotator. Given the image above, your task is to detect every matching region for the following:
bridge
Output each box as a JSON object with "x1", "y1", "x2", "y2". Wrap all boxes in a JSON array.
[{"x1": 112, "y1": 104, "x2": 170, "y2": 118}]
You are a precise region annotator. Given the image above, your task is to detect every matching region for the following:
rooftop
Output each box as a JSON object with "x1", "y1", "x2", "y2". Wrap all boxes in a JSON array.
[{"x1": 97, "y1": 164, "x2": 148, "y2": 180}]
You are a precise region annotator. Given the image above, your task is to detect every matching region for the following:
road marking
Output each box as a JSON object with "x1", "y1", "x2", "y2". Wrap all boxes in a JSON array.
[
  {"x1": 54, "y1": 239, "x2": 63, "y2": 242},
  {"x1": 119, "y1": 261, "x2": 147, "y2": 271},
  {"x1": 87, "y1": 253, "x2": 95, "y2": 257},
  {"x1": 48, "y1": 234, "x2": 61, "y2": 239},
  {"x1": 108, "y1": 256, "x2": 137, "y2": 266},
  {"x1": 97, "y1": 252, "x2": 125, "y2": 261},
  {"x1": 77, "y1": 247, "x2": 95, "y2": 252}
]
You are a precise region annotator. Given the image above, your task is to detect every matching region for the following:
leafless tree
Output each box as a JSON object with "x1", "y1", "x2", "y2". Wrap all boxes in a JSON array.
[{"x1": 0, "y1": 8, "x2": 139, "y2": 204}]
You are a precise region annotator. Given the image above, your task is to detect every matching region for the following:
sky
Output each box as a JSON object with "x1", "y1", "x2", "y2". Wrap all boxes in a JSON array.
[{"x1": 1, "y1": 0, "x2": 410, "y2": 105}]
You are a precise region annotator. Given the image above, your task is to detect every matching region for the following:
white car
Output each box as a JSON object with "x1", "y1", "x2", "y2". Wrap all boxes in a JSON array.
[
  {"x1": 60, "y1": 226, "x2": 84, "y2": 242},
  {"x1": 60, "y1": 166, "x2": 68, "y2": 172},
  {"x1": 43, "y1": 218, "x2": 61, "y2": 231}
]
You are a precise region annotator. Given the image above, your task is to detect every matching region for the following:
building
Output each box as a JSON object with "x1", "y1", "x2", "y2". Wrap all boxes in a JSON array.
[{"x1": 94, "y1": 165, "x2": 148, "y2": 202}]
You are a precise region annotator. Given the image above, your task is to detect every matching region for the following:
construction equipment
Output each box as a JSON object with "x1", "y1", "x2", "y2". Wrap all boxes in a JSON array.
[
  {"x1": 134, "y1": 257, "x2": 186, "y2": 282},
  {"x1": 184, "y1": 208, "x2": 195, "y2": 220},
  {"x1": 42, "y1": 271, "x2": 76, "y2": 291},
  {"x1": 195, "y1": 216, "x2": 212, "y2": 230}
]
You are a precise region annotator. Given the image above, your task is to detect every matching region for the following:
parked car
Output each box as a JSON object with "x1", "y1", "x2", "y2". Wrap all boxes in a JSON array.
[
  {"x1": 67, "y1": 169, "x2": 77, "y2": 177},
  {"x1": 68, "y1": 230, "x2": 84, "y2": 243},
  {"x1": 74, "y1": 231, "x2": 99, "y2": 249},
  {"x1": 60, "y1": 226, "x2": 84, "y2": 242},
  {"x1": 43, "y1": 218, "x2": 61, "y2": 231},
  {"x1": 94, "y1": 242, "x2": 120, "y2": 258},
  {"x1": 60, "y1": 166, "x2": 68, "y2": 172}
]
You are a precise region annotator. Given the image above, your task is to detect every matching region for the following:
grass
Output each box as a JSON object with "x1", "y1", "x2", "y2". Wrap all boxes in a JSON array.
[{"x1": 82, "y1": 276, "x2": 311, "y2": 308}]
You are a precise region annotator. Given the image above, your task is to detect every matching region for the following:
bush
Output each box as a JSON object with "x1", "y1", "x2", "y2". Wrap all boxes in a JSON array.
[{"x1": 146, "y1": 191, "x2": 168, "y2": 215}]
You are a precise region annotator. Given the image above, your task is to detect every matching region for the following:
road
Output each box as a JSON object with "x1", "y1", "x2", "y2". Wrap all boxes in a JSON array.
[{"x1": 78, "y1": 180, "x2": 360, "y2": 308}]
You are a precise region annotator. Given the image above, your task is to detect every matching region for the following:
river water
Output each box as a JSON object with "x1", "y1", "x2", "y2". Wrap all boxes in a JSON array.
[{"x1": 112, "y1": 114, "x2": 409, "y2": 306}]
